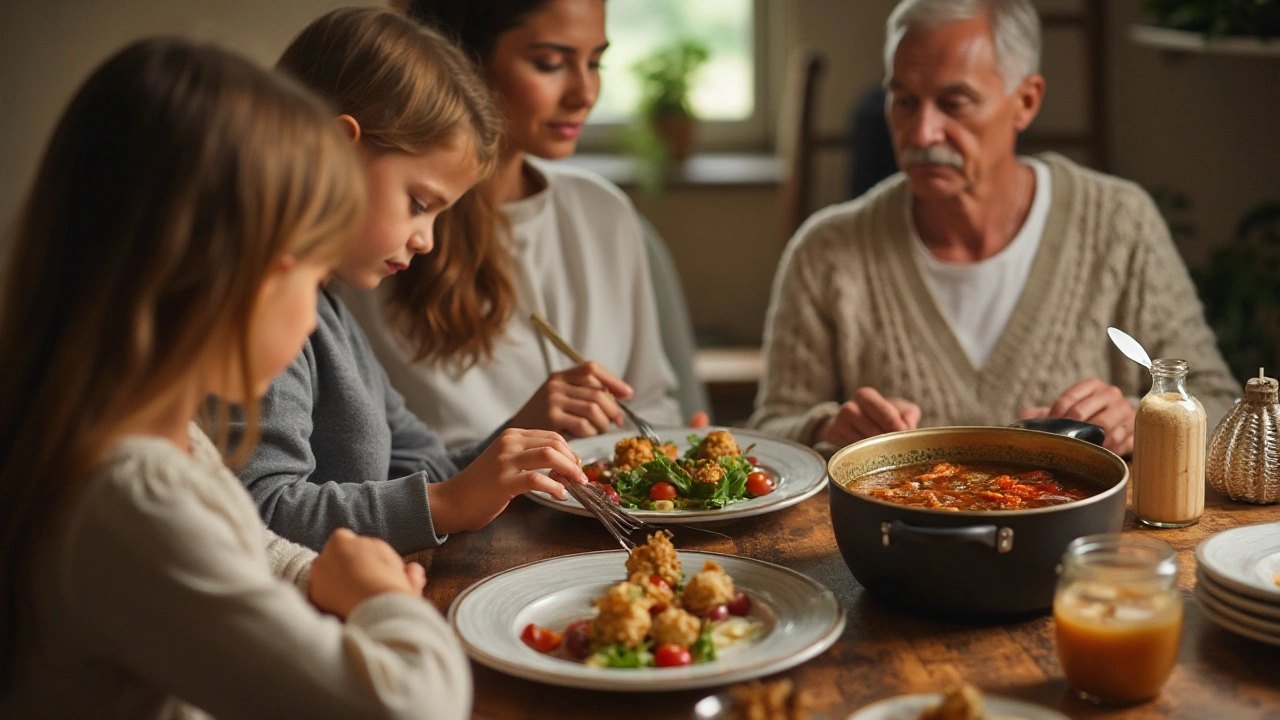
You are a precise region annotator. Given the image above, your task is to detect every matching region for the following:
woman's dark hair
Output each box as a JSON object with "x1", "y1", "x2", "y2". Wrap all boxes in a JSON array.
[{"x1": 402, "y1": 0, "x2": 556, "y2": 63}]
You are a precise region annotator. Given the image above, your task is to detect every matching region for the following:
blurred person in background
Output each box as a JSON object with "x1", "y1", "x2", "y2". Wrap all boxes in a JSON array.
[{"x1": 749, "y1": 0, "x2": 1239, "y2": 457}]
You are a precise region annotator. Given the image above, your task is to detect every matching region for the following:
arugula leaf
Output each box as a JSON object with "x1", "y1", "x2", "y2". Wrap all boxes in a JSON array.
[
  {"x1": 594, "y1": 642, "x2": 654, "y2": 668},
  {"x1": 683, "y1": 433, "x2": 704, "y2": 461},
  {"x1": 645, "y1": 454, "x2": 693, "y2": 495},
  {"x1": 690, "y1": 622, "x2": 717, "y2": 663},
  {"x1": 612, "y1": 454, "x2": 697, "y2": 508}
]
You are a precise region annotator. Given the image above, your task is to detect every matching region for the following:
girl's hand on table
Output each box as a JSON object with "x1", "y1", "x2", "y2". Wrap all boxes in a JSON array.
[
  {"x1": 820, "y1": 387, "x2": 921, "y2": 446},
  {"x1": 509, "y1": 361, "x2": 631, "y2": 437},
  {"x1": 429, "y1": 428, "x2": 587, "y2": 534},
  {"x1": 309, "y1": 528, "x2": 426, "y2": 619}
]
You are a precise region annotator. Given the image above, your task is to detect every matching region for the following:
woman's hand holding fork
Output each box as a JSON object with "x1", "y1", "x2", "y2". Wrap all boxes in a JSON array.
[{"x1": 509, "y1": 361, "x2": 633, "y2": 437}]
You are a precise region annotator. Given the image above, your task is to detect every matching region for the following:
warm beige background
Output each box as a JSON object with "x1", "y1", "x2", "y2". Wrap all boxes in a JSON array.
[{"x1": 1, "y1": 0, "x2": 1276, "y2": 346}]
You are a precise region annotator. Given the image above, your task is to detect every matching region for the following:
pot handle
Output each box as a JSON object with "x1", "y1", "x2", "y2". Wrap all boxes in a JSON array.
[
  {"x1": 880, "y1": 520, "x2": 1014, "y2": 553},
  {"x1": 1008, "y1": 417, "x2": 1105, "y2": 446}
]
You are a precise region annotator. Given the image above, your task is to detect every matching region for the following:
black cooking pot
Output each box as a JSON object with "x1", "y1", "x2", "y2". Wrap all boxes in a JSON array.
[{"x1": 827, "y1": 422, "x2": 1127, "y2": 618}]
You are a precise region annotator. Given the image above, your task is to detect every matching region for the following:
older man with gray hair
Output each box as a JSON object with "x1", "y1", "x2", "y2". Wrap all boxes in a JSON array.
[{"x1": 749, "y1": 0, "x2": 1239, "y2": 456}]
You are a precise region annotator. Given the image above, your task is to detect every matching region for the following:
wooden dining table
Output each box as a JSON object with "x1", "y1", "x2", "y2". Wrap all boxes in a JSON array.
[{"x1": 420, "y1": 479, "x2": 1280, "y2": 720}]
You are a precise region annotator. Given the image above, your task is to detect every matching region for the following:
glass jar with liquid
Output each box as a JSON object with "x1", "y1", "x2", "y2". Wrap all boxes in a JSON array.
[
  {"x1": 1132, "y1": 358, "x2": 1207, "y2": 528},
  {"x1": 1054, "y1": 534, "x2": 1182, "y2": 704}
]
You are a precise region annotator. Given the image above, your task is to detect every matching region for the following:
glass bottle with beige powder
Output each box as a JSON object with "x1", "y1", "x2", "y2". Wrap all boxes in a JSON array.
[{"x1": 1132, "y1": 358, "x2": 1207, "y2": 527}]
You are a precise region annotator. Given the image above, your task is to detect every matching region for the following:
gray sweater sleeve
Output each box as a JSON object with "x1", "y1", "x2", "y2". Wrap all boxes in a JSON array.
[{"x1": 235, "y1": 349, "x2": 447, "y2": 554}]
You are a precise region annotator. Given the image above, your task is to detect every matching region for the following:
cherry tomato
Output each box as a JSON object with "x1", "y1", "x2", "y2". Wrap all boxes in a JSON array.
[
  {"x1": 649, "y1": 482, "x2": 678, "y2": 502},
  {"x1": 598, "y1": 484, "x2": 620, "y2": 504},
  {"x1": 746, "y1": 455, "x2": 759, "y2": 467},
  {"x1": 520, "y1": 623, "x2": 563, "y2": 654},
  {"x1": 746, "y1": 471, "x2": 776, "y2": 497},
  {"x1": 564, "y1": 620, "x2": 592, "y2": 659},
  {"x1": 584, "y1": 464, "x2": 603, "y2": 483},
  {"x1": 706, "y1": 604, "x2": 729, "y2": 622},
  {"x1": 727, "y1": 590, "x2": 751, "y2": 616},
  {"x1": 654, "y1": 643, "x2": 693, "y2": 668}
]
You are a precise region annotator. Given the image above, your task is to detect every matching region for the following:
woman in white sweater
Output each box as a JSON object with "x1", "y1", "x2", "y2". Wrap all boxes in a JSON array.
[
  {"x1": 338, "y1": 0, "x2": 694, "y2": 451},
  {"x1": 0, "y1": 39, "x2": 469, "y2": 719}
]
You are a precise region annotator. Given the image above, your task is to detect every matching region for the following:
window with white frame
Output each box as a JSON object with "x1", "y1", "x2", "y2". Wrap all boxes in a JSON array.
[{"x1": 582, "y1": 0, "x2": 769, "y2": 151}]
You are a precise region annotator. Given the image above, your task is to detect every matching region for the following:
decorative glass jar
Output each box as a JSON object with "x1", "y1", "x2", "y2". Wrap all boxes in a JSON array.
[{"x1": 1054, "y1": 534, "x2": 1182, "y2": 704}]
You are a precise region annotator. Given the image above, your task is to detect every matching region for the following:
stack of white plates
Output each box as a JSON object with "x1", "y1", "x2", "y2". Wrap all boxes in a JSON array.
[{"x1": 1195, "y1": 523, "x2": 1280, "y2": 646}]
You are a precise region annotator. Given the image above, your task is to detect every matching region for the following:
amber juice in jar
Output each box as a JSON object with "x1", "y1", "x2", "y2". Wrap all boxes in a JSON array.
[
  {"x1": 1132, "y1": 358, "x2": 1207, "y2": 528},
  {"x1": 1054, "y1": 535, "x2": 1181, "y2": 704}
]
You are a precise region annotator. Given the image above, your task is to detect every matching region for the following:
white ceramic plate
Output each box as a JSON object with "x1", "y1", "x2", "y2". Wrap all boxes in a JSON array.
[
  {"x1": 691, "y1": 693, "x2": 834, "y2": 720},
  {"x1": 448, "y1": 550, "x2": 845, "y2": 692},
  {"x1": 1196, "y1": 584, "x2": 1280, "y2": 635},
  {"x1": 1198, "y1": 592, "x2": 1280, "y2": 647},
  {"x1": 1197, "y1": 569, "x2": 1280, "y2": 620},
  {"x1": 846, "y1": 693, "x2": 1069, "y2": 720},
  {"x1": 1195, "y1": 523, "x2": 1280, "y2": 603},
  {"x1": 528, "y1": 427, "x2": 827, "y2": 524}
]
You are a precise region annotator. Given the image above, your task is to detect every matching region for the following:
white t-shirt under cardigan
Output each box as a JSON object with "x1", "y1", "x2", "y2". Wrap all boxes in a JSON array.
[{"x1": 909, "y1": 157, "x2": 1052, "y2": 368}]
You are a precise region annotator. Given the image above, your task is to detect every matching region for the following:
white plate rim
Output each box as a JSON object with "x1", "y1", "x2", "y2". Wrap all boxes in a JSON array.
[
  {"x1": 1195, "y1": 523, "x2": 1280, "y2": 603},
  {"x1": 1197, "y1": 569, "x2": 1280, "y2": 620},
  {"x1": 1198, "y1": 593, "x2": 1280, "y2": 647},
  {"x1": 1195, "y1": 583, "x2": 1280, "y2": 635},
  {"x1": 527, "y1": 426, "x2": 828, "y2": 524},
  {"x1": 447, "y1": 549, "x2": 845, "y2": 692},
  {"x1": 845, "y1": 692, "x2": 1070, "y2": 720}
]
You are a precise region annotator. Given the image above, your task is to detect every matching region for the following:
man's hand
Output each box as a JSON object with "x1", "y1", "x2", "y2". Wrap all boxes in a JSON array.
[
  {"x1": 1019, "y1": 377, "x2": 1135, "y2": 456},
  {"x1": 819, "y1": 387, "x2": 922, "y2": 447}
]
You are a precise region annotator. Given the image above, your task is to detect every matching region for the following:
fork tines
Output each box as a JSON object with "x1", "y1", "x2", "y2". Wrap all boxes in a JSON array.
[
  {"x1": 567, "y1": 482, "x2": 636, "y2": 551},
  {"x1": 617, "y1": 402, "x2": 663, "y2": 448}
]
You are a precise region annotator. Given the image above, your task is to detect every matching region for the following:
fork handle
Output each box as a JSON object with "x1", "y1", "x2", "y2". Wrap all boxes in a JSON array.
[{"x1": 530, "y1": 314, "x2": 588, "y2": 365}]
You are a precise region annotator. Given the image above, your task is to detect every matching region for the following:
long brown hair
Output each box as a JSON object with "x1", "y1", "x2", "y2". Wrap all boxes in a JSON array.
[
  {"x1": 279, "y1": 7, "x2": 513, "y2": 368},
  {"x1": 0, "y1": 38, "x2": 365, "y2": 685}
]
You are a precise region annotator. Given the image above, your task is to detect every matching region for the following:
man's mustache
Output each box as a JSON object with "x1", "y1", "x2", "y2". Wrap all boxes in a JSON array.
[{"x1": 901, "y1": 144, "x2": 964, "y2": 169}]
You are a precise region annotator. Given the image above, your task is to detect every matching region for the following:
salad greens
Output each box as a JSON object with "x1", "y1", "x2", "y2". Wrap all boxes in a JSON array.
[
  {"x1": 591, "y1": 642, "x2": 654, "y2": 668},
  {"x1": 610, "y1": 434, "x2": 755, "y2": 510}
]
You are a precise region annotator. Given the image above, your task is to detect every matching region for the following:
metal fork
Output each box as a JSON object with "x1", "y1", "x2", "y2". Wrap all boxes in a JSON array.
[
  {"x1": 566, "y1": 482, "x2": 730, "y2": 551},
  {"x1": 529, "y1": 313, "x2": 664, "y2": 447}
]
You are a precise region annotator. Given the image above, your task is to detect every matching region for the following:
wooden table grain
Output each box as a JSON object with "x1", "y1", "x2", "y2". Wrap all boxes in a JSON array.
[{"x1": 422, "y1": 485, "x2": 1280, "y2": 720}]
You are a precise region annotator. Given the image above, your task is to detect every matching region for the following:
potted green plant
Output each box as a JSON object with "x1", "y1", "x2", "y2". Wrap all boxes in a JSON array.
[
  {"x1": 620, "y1": 39, "x2": 709, "y2": 195},
  {"x1": 1194, "y1": 201, "x2": 1280, "y2": 381},
  {"x1": 1143, "y1": 0, "x2": 1280, "y2": 40},
  {"x1": 632, "y1": 39, "x2": 709, "y2": 161}
]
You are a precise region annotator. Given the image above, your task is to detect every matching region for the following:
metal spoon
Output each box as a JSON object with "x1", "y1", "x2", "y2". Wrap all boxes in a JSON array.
[{"x1": 1107, "y1": 327, "x2": 1152, "y2": 370}]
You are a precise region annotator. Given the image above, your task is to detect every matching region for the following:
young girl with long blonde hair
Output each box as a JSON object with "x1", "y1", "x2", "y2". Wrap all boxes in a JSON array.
[
  {"x1": 0, "y1": 38, "x2": 471, "y2": 718},
  {"x1": 234, "y1": 7, "x2": 586, "y2": 553},
  {"x1": 341, "y1": 0, "x2": 699, "y2": 453}
]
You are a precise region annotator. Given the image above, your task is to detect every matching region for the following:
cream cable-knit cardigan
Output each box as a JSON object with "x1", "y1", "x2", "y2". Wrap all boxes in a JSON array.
[{"x1": 749, "y1": 153, "x2": 1241, "y2": 447}]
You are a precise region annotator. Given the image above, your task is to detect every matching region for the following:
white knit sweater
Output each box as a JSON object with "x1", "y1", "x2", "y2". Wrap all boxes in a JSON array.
[
  {"x1": 3, "y1": 424, "x2": 471, "y2": 720},
  {"x1": 749, "y1": 154, "x2": 1242, "y2": 447}
]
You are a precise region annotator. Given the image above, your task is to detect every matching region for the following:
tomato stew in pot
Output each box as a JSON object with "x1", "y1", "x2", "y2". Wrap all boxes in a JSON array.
[{"x1": 854, "y1": 461, "x2": 1099, "y2": 511}]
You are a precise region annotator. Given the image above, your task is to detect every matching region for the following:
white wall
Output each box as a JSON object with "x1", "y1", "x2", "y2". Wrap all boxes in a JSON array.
[{"x1": 0, "y1": 0, "x2": 377, "y2": 268}]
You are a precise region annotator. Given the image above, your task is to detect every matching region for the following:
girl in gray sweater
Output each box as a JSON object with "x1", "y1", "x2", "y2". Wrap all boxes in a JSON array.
[
  {"x1": 232, "y1": 8, "x2": 590, "y2": 554},
  {"x1": 0, "y1": 38, "x2": 470, "y2": 718}
]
